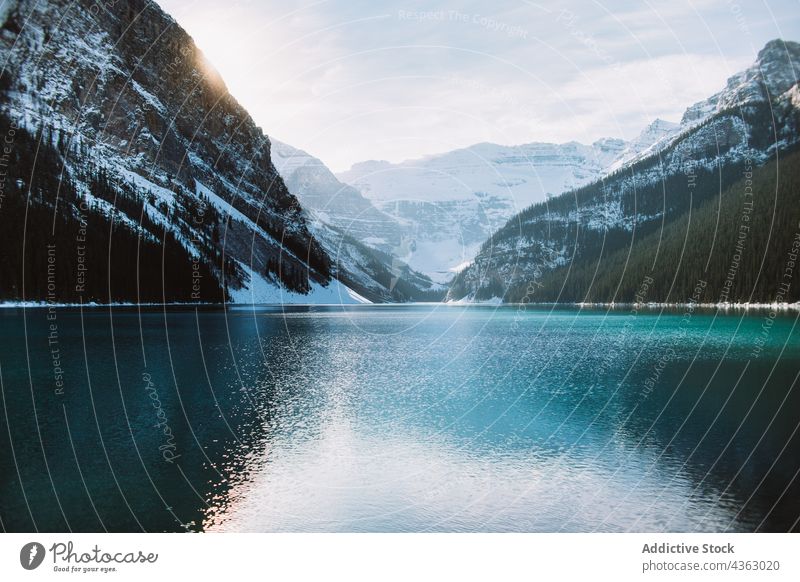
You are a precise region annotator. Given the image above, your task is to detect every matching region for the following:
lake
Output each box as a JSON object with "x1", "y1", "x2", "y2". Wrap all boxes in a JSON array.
[{"x1": 0, "y1": 304, "x2": 798, "y2": 532}]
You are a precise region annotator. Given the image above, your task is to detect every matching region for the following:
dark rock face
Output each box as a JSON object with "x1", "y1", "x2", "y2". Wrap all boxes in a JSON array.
[
  {"x1": 0, "y1": 0, "x2": 442, "y2": 303},
  {"x1": 1, "y1": 0, "x2": 332, "y2": 301}
]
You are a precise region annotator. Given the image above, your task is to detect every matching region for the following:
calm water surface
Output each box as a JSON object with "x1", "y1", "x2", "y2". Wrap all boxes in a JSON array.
[{"x1": 0, "y1": 304, "x2": 798, "y2": 532}]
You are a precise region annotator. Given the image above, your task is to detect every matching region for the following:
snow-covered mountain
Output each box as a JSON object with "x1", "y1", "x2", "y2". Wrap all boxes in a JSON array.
[
  {"x1": 4, "y1": 1, "x2": 795, "y2": 306},
  {"x1": 447, "y1": 39, "x2": 800, "y2": 303},
  {"x1": 337, "y1": 139, "x2": 635, "y2": 282},
  {"x1": 339, "y1": 40, "x2": 800, "y2": 290},
  {"x1": 682, "y1": 40, "x2": 800, "y2": 127},
  {"x1": 270, "y1": 140, "x2": 443, "y2": 300},
  {"x1": 340, "y1": 139, "x2": 630, "y2": 205},
  {"x1": 270, "y1": 139, "x2": 404, "y2": 254},
  {"x1": 606, "y1": 118, "x2": 680, "y2": 173},
  {"x1": 0, "y1": 0, "x2": 436, "y2": 304},
  {"x1": 335, "y1": 127, "x2": 694, "y2": 284},
  {"x1": 1, "y1": 0, "x2": 347, "y2": 303}
]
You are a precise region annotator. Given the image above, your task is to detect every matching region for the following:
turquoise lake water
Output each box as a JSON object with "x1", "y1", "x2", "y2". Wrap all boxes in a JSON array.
[{"x1": 0, "y1": 304, "x2": 798, "y2": 532}]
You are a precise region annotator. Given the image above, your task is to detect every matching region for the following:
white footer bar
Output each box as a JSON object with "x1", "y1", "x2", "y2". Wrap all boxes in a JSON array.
[{"x1": 1, "y1": 533, "x2": 797, "y2": 581}]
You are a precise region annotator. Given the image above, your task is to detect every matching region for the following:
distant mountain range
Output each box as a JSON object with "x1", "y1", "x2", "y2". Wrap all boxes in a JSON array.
[{"x1": 331, "y1": 116, "x2": 707, "y2": 284}]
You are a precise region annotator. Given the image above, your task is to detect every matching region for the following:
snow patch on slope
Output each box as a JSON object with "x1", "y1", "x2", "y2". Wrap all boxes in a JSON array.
[
  {"x1": 608, "y1": 119, "x2": 680, "y2": 173},
  {"x1": 229, "y1": 263, "x2": 371, "y2": 305}
]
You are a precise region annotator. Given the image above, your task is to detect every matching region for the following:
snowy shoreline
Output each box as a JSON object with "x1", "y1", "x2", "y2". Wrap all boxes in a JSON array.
[
  {"x1": 574, "y1": 301, "x2": 800, "y2": 310},
  {"x1": 3, "y1": 300, "x2": 799, "y2": 311},
  {"x1": 0, "y1": 301, "x2": 210, "y2": 308},
  {"x1": 0, "y1": 301, "x2": 368, "y2": 309},
  {"x1": 446, "y1": 298, "x2": 800, "y2": 310}
]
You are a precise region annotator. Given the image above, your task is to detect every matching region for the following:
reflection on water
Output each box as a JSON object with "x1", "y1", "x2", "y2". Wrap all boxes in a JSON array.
[{"x1": 0, "y1": 305, "x2": 798, "y2": 532}]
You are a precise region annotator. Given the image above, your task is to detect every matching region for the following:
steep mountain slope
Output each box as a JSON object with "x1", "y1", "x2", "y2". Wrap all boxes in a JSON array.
[
  {"x1": 270, "y1": 139, "x2": 443, "y2": 301},
  {"x1": 0, "y1": 0, "x2": 344, "y2": 301},
  {"x1": 0, "y1": 0, "x2": 432, "y2": 303},
  {"x1": 308, "y1": 220, "x2": 445, "y2": 302},
  {"x1": 526, "y1": 147, "x2": 800, "y2": 304},
  {"x1": 271, "y1": 139, "x2": 403, "y2": 252},
  {"x1": 0, "y1": 111, "x2": 228, "y2": 303},
  {"x1": 606, "y1": 118, "x2": 680, "y2": 173},
  {"x1": 448, "y1": 39, "x2": 800, "y2": 304}
]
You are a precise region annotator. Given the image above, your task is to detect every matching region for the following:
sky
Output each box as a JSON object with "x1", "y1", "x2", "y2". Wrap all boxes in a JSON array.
[{"x1": 158, "y1": 0, "x2": 800, "y2": 172}]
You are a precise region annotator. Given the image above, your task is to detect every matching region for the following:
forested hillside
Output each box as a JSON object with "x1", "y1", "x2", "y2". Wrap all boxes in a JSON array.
[{"x1": 506, "y1": 148, "x2": 800, "y2": 303}]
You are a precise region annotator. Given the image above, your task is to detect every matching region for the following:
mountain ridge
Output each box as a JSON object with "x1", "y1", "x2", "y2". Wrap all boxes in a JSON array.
[
  {"x1": 2, "y1": 0, "x2": 338, "y2": 303},
  {"x1": 447, "y1": 39, "x2": 800, "y2": 303},
  {"x1": 0, "y1": 0, "x2": 433, "y2": 304}
]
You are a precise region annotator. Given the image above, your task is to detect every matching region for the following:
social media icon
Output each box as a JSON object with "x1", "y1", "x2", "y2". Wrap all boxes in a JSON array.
[{"x1": 20, "y1": 542, "x2": 46, "y2": 570}]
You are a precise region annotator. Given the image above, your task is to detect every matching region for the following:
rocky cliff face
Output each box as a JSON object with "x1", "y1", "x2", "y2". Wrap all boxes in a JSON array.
[
  {"x1": 682, "y1": 40, "x2": 800, "y2": 127},
  {"x1": 0, "y1": 0, "x2": 440, "y2": 303},
  {"x1": 270, "y1": 140, "x2": 442, "y2": 301},
  {"x1": 447, "y1": 39, "x2": 800, "y2": 302},
  {"x1": 1, "y1": 0, "x2": 347, "y2": 302}
]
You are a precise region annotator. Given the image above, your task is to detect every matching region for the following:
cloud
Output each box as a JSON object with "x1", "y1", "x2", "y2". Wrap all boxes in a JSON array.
[{"x1": 157, "y1": 0, "x2": 799, "y2": 171}]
